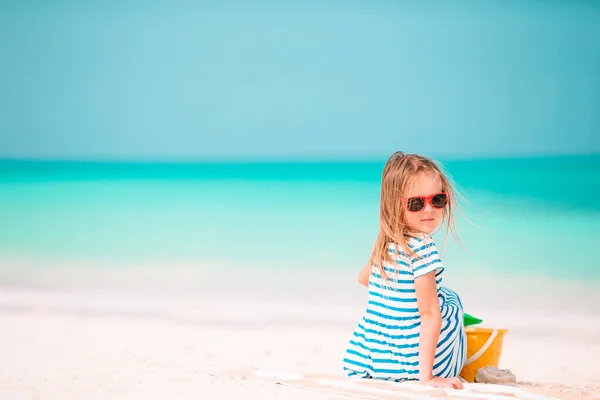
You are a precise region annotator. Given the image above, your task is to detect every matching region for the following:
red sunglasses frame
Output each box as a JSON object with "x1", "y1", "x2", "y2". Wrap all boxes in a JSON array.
[{"x1": 400, "y1": 192, "x2": 449, "y2": 212}]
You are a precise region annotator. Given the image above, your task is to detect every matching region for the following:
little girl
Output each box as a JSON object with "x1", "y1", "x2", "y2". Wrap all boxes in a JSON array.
[{"x1": 343, "y1": 152, "x2": 466, "y2": 390}]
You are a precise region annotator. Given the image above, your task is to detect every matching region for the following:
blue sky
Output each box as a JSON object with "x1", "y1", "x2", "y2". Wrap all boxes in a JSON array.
[{"x1": 1, "y1": 0, "x2": 599, "y2": 160}]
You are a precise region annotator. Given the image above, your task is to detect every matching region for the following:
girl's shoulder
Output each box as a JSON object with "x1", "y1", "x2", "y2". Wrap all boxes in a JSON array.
[
  {"x1": 407, "y1": 234, "x2": 444, "y2": 278},
  {"x1": 387, "y1": 234, "x2": 437, "y2": 259},
  {"x1": 406, "y1": 233, "x2": 437, "y2": 252},
  {"x1": 377, "y1": 234, "x2": 443, "y2": 281}
]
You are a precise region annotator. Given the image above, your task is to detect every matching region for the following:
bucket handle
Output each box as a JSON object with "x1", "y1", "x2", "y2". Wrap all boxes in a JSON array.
[{"x1": 464, "y1": 329, "x2": 498, "y2": 366}]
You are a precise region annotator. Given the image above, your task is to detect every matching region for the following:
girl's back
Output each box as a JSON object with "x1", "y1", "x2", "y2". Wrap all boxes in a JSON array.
[
  {"x1": 344, "y1": 235, "x2": 465, "y2": 381},
  {"x1": 367, "y1": 235, "x2": 443, "y2": 321}
]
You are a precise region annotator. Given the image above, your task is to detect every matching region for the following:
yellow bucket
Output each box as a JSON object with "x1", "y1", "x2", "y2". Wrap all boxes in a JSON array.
[{"x1": 459, "y1": 327, "x2": 508, "y2": 383}]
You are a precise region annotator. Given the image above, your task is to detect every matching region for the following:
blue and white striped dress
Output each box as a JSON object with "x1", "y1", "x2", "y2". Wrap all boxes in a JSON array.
[{"x1": 343, "y1": 234, "x2": 466, "y2": 381}]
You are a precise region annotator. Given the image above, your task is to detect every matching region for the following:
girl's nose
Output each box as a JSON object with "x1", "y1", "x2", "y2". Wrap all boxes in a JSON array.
[{"x1": 422, "y1": 201, "x2": 434, "y2": 212}]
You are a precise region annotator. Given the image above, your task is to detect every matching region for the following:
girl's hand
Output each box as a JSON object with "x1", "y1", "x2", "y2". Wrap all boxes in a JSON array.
[
  {"x1": 357, "y1": 262, "x2": 370, "y2": 287},
  {"x1": 420, "y1": 376, "x2": 464, "y2": 390}
]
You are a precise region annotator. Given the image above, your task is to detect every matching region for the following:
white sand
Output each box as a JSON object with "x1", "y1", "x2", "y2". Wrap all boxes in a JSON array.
[{"x1": 0, "y1": 283, "x2": 599, "y2": 399}]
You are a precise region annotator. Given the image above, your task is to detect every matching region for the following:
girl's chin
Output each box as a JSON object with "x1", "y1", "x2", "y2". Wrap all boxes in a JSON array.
[{"x1": 417, "y1": 220, "x2": 439, "y2": 234}]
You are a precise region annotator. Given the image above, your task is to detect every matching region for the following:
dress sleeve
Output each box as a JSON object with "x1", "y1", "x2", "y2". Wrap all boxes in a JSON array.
[{"x1": 410, "y1": 238, "x2": 444, "y2": 279}]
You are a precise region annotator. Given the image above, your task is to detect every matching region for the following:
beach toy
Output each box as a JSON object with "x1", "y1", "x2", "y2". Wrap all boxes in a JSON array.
[
  {"x1": 464, "y1": 313, "x2": 483, "y2": 326},
  {"x1": 459, "y1": 327, "x2": 509, "y2": 383}
]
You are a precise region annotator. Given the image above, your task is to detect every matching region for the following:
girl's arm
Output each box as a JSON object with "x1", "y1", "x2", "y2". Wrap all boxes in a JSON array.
[
  {"x1": 414, "y1": 274, "x2": 463, "y2": 390},
  {"x1": 358, "y1": 262, "x2": 370, "y2": 287},
  {"x1": 414, "y1": 271, "x2": 442, "y2": 381}
]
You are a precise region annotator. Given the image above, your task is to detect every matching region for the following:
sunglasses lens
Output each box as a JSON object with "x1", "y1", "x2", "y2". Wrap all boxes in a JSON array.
[
  {"x1": 406, "y1": 197, "x2": 425, "y2": 212},
  {"x1": 431, "y1": 193, "x2": 448, "y2": 208}
]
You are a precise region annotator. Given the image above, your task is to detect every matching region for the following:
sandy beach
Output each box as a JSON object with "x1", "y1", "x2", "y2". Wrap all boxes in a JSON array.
[
  {"x1": 1, "y1": 266, "x2": 599, "y2": 400},
  {"x1": 2, "y1": 0, "x2": 599, "y2": 397}
]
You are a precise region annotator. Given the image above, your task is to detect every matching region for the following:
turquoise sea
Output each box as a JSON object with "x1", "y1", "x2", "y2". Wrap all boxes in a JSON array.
[{"x1": 0, "y1": 155, "x2": 598, "y2": 290}]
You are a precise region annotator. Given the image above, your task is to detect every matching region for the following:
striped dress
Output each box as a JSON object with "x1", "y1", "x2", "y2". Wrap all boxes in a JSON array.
[{"x1": 342, "y1": 234, "x2": 466, "y2": 381}]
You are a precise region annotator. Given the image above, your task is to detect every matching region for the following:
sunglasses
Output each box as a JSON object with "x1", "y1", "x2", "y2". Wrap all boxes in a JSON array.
[{"x1": 401, "y1": 192, "x2": 449, "y2": 212}]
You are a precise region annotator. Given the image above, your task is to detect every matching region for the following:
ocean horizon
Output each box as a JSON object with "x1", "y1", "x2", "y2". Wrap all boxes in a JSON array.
[{"x1": 1, "y1": 154, "x2": 599, "y2": 294}]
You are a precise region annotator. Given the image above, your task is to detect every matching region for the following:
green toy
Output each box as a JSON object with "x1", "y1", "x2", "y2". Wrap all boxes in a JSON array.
[{"x1": 464, "y1": 313, "x2": 483, "y2": 326}]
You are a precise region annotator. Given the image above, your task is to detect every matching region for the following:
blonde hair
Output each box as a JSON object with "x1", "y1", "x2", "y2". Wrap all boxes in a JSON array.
[{"x1": 369, "y1": 151, "x2": 460, "y2": 281}]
